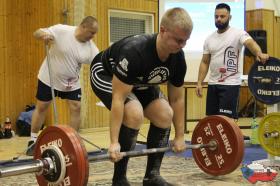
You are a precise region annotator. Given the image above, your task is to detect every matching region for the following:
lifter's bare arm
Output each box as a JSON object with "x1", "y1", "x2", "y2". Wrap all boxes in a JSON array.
[
  {"x1": 33, "y1": 29, "x2": 54, "y2": 42},
  {"x1": 244, "y1": 38, "x2": 269, "y2": 64},
  {"x1": 167, "y1": 83, "x2": 186, "y2": 152},
  {"x1": 196, "y1": 54, "x2": 211, "y2": 97},
  {"x1": 110, "y1": 75, "x2": 133, "y2": 162}
]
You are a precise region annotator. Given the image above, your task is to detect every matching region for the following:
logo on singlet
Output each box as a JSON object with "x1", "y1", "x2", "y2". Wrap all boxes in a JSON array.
[
  {"x1": 224, "y1": 46, "x2": 238, "y2": 73},
  {"x1": 116, "y1": 58, "x2": 129, "y2": 77},
  {"x1": 218, "y1": 46, "x2": 239, "y2": 82},
  {"x1": 119, "y1": 58, "x2": 128, "y2": 71},
  {"x1": 147, "y1": 67, "x2": 169, "y2": 84}
]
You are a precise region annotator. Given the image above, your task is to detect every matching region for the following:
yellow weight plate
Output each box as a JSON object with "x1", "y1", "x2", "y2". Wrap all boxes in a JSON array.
[{"x1": 258, "y1": 112, "x2": 280, "y2": 156}]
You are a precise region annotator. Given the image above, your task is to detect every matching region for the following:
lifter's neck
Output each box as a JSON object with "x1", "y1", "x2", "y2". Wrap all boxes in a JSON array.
[{"x1": 156, "y1": 35, "x2": 170, "y2": 62}]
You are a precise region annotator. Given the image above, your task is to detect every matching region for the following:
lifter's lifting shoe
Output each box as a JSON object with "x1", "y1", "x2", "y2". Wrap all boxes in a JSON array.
[
  {"x1": 143, "y1": 175, "x2": 174, "y2": 186},
  {"x1": 112, "y1": 177, "x2": 131, "y2": 186}
]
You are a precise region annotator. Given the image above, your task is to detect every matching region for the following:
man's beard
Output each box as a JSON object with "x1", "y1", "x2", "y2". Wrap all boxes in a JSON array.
[{"x1": 215, "y1": 19, "x2": 229, "y2": 30}]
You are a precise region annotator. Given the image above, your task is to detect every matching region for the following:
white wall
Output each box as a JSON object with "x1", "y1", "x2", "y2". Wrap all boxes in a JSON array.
[
  {"x1": 185, "y1": 0, "x2": 280, "y2": 83},
  {"x1": 246, "y1": 0, "x2": 280, "y2": 16}
]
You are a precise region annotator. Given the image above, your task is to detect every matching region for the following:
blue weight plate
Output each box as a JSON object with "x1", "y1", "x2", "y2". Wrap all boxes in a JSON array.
[{"x1": 248, "y1": 57, "x2": 280, "y2": 104}]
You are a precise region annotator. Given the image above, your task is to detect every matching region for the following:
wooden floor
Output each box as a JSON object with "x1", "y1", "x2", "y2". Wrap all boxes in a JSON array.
[{"x1": 0, "y1": 118, "x2": 278, "y2": 185}]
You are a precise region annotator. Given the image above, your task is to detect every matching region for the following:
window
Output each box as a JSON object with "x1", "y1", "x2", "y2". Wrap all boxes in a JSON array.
[{"x1": 109, "y1": 10, "x2": 154, "y2": 45}]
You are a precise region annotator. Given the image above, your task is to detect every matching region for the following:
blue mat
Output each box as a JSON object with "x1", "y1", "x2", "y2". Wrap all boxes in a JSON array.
[{"x1": 136, "y1": 142, "x2": 267, "y2": 164}]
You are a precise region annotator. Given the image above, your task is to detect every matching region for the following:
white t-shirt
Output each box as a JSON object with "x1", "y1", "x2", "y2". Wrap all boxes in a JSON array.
[
  {"x1": 203, "y1": 27, "x2": 251, "y2": 85},
  {"x1": 38, "y1": 24, "x2": 99, "y2": 91}
]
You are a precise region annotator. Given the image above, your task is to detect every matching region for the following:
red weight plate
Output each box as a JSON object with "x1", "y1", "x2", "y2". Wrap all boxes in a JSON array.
[
  {"x1": 191, "y1": 115, "x2": 244, "y2": 176},
  {"x1": 34, "y1": 125, "x2": 89, "y2": 186},
  {"x1": 64, "y1": 126, "x2": 89, "y2": 186}
]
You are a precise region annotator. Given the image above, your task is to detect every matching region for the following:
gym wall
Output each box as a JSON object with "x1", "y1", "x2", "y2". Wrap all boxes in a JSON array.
[
  {"x1": 0, "y1": 0, "x2": 158, "y2": 130},
  {"x1": 0, "y1": 0, "x2": 75, "y2": 130},
  {"x1": 240, "y1": 9, "x2": 280, "y2": 117},
  {"x1": 0, "y1": 1, "x2": 279, "y2": 130}
]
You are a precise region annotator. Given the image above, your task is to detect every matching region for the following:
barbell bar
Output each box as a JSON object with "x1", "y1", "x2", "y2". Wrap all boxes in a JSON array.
[{"x1": 89, "y1": 140, "x2": 217, "y2": 161}]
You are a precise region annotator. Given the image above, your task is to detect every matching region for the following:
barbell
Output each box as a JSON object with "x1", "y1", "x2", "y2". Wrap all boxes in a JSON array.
[{"x1": 0, "y1": 115, "x2": 245, "y2": 185}]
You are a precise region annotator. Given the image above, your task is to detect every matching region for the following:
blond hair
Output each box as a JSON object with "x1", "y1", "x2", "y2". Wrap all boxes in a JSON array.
[{"x1": 160, "y1": 7, "x2": 193, "y2": 33}]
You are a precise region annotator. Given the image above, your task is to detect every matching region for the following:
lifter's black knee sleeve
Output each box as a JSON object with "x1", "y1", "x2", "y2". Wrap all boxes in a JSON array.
[
  {"x1": 112, "y1": 125, "x2": 139, "y2": 182},
  {"x1": 144, "y1": 123, "x2": 171, "y2": 178}
]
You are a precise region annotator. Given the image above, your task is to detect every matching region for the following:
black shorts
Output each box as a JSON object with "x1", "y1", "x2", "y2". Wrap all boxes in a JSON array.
[
  {"x1": 206, "y1": 85, "x2": 240, "y2": 119},
  {"x1": 36, "y1": 80, "x2": 82, "y2": 102},
  {"x1": 90, "y1": 58, "x2": 165, "y2": 110}
]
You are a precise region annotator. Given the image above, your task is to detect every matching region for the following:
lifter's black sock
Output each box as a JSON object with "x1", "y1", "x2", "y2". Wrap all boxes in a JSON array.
[
  {"x1": 112, "y1": 125, "x2": 139, "y2": 183},
  {"x1": 144, "y1": 123, "x2": 170, "y2": 178}
]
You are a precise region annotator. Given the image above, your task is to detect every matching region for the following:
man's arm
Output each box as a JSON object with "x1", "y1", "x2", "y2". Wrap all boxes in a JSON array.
[
  {"x1": 33, "y1": 29, "x2": 54, "y2": 42},
  {"x1": 244, "y1": 38, "x2": 269, "y2": 63},
  {"x1": 196, "y1": 54, "x2": 211, "y2": 97},
  {"x1": 110, "y1": 75, "x2": 133, "y2": 161},
  {"x1": 167, "y1": 83, "x2": 186, "y2": 152}
]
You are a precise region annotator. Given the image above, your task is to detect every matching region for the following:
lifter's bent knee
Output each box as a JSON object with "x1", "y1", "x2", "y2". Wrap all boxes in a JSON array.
[
  {"x1": 123, "y1": 110, "x2": 144, "y2": 129},
  {"x1": 150, "y1": 108, "x2": 173, "y2": 129}
]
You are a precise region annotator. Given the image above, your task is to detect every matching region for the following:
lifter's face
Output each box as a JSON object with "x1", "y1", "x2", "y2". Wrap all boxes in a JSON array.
[
  {"x1": 161, "y1": 26, "x2": 191, "y2": 53},
  {"x1": 80, "y1": 22, "x2": 98, "y2": 42},
  {"x1": 215, "y1": 8, "x2": 231, "y2": 31}
]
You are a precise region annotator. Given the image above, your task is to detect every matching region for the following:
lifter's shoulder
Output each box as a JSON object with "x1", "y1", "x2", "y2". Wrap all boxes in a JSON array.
[{"x1": 119, "y1": 34, "x2": 155, "y2": 51}]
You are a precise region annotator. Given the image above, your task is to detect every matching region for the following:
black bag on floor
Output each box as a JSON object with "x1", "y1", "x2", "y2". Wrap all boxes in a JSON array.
[
  {"x1": 16, "y1": 105, "x2": 35, "y2": 136},
  {"x1": 0, "y1": 131, "x2": 4, "y2": 139},
  {"x1": 16, "y1": 120, "x2": 31, "y2": 136}
]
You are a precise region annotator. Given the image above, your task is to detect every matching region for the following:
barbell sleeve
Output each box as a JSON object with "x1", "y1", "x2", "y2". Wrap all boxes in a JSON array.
[
  {"x1": 0, "y1": 158, "x2": 54, "y2": 178},
  {"x1": 0, "y1": 160, "x2": 43, "y2": 178}
]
